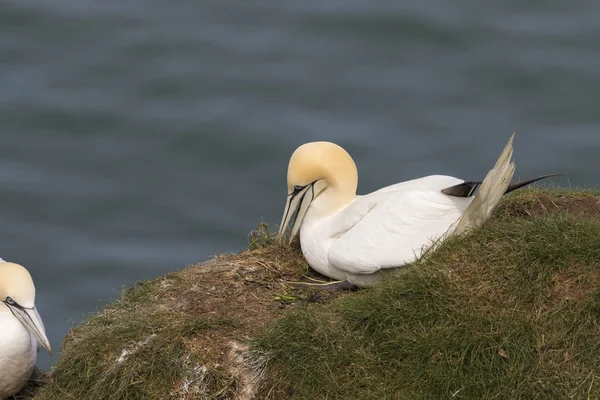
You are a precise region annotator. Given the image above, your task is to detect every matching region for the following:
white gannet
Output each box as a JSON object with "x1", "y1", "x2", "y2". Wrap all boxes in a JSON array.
[
  {"x1": 0, "y1": 261, "x2": 51, "y2": 399},
  {"x1": 278, "y1": 134, "x2": 559, "y2": 288}
]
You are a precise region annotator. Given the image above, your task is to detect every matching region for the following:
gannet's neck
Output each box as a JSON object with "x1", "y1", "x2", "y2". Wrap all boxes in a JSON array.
[
  {"x1": 310, "y1": 180, "x2": 356, "y2": 217},
  {"x1": 309, "y1": 185, "x2": 356, "y2": 221},
  {"x1": 310, "y1": 151, "x2": 358, "y2": 217}
]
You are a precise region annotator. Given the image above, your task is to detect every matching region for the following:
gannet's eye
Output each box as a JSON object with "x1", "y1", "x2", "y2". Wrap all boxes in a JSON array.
[
  {"x1": 290, "y1": 185, "x2": 306, "y2": 196},
  {"x1": 5, "y1": 296, "x2": 16, "y2": 306}
]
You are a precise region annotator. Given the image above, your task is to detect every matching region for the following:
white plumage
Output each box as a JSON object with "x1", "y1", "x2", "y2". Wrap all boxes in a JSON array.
[
  {"x1": 279, "y1": 135, "x2": 519, "y2": 288},
  {"x1": 0, "y1": 311, "x2": 38, "y2": 398}
]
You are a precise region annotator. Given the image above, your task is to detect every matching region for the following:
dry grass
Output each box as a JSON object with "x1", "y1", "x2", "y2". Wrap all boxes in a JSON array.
[
  {"x1": 22, "y1": 188, "x2": 600, "y2": 400},
  {"x1": 30, "y1": 224, "x2": 347, "y2": 400}
]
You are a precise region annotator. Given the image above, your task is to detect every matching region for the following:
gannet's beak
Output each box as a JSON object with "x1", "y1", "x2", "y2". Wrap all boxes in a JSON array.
[
  {"x1": 8, "y1": 303, "x2": 52, "y2": 355},
  {"x1": 278, "y1": 183, "x2": 315, "y2": 244}
]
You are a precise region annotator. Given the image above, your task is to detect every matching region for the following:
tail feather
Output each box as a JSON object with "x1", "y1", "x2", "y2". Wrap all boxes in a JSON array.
[{"x1": 450, "y1": 133, "x2": 516, "y2": 236}]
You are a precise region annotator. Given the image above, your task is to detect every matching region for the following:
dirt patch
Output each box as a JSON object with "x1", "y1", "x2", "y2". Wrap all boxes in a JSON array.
[
  {"x1": 542, "y1": 264, "x2": 600, "y2": 313},
  {"x1": 498, "y1": 193, "x2": 600, "y2": 219},
  {"x1": 550, "y1": 271, "x2": 585, "y2": 304},
  {"x1": 169, "y1": 247, "x2": 352, "y2": 398},
  {"x1": 172, "y1": 251, "x2": 306, "y2": 368}
]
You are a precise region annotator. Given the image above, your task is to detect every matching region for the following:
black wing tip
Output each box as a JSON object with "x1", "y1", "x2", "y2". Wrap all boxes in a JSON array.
[
  {"x1": 443, "y1": 173, "x2": 567, "y2": 198},
  {"x1": 442, "y1": 181, "x2": 481, "y2": 197},
  {"x1": 505, "y1": 173, "x2": 567, "y2": 194}
]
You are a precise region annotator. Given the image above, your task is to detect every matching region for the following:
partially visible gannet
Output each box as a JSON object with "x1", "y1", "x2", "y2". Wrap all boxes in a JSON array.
[
  {"x1": 0, "y1": 260, "x2": 51, "y2": 399},
  {"x1": 278, "y1": 134, "x2": 559, "y2": 288}
]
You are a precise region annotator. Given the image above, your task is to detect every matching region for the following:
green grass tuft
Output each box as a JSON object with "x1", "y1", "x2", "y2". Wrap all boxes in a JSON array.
[{"x1": 255, "y1": 190, "x2": 600, "y2": 399}]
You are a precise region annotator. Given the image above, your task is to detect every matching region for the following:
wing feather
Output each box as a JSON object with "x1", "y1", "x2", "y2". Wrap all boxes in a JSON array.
[{"x1": 328, "y1": 189, "x2": 470, "y2": 274}]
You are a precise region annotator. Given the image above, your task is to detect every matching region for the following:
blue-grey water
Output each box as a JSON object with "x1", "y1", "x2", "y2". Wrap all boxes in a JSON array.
[{"x1": 1, "y1": 1, "x2": 599, "y2": 369}]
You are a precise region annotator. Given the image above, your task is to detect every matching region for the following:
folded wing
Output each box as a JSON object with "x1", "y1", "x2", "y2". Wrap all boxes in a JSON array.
[{"x1": 328, "y1": 187, "x2": 471, "y2": 275}]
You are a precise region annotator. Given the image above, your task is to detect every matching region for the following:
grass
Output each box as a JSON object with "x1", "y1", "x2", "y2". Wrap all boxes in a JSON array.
[
  {"x1": 254, "y1": 188, "x2": 600, "y2": 399},
  {"x1": 23, "y1": 188, "x2": 600, "y2": 399}
]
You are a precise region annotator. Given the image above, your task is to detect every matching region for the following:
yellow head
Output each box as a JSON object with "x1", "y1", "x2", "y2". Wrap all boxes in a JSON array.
[
  {"x1": 278, "y1": 142, "x2": 358, "y2": 243},
  {"x1": 0, "y1": 262, "x2": 52, "y2": 354}
]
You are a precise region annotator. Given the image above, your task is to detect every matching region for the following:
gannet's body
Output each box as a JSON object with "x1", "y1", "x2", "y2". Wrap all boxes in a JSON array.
[
  {"x1": 299, "y1": 175, "x2": 469, "y2": 287},
  {"x1": 0, "y1": 261, "x2": 51, "y2": 399},
  {"x1": 278, "y1": 134, "x2": 556, "y2": 288},
  {"x1": 0, "y1": 311, "x2": 38, "y2": 397}
]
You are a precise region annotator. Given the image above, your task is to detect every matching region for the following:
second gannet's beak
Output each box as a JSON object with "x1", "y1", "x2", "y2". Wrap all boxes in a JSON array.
[
  {"x1": 7, "y1": 300, "x2": 52, "y2": 355},
  {"x1": 278, "y1": 183, "x2": 315, "y2": 245}
]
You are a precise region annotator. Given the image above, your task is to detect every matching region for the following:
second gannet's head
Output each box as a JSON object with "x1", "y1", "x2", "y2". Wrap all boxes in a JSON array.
[
  {"x1": 278, "y1": 141, "x2": 358, "y2": 244},
  {"x1": 0, "y1": 262, "x2": 52, "y2": 354}
]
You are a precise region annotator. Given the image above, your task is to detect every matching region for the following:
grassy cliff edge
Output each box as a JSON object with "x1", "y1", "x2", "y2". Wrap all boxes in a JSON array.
[{"x1": 24, "y1": 188, "x2": 600, "y2": 399}]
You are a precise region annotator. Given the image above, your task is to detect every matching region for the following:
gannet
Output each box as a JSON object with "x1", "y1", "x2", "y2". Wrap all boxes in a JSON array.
[
  {"x1": 278, "y1": 134, "x2": 558, "y2": 288},
  {"x1": 0, "y1": 260, "x2": 51, "y2": 399}
]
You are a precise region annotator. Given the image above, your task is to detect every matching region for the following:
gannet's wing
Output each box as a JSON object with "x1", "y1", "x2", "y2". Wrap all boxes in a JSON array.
[
  {"x1": 327, "y1": 188, "x2": 471, "y2": 275},
  {"x1": 369, "y1": 175, "x2": 464, "y2": 195},
  {"x1": 325, "y1": 175, "x2": 464, "y2": 236}
]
